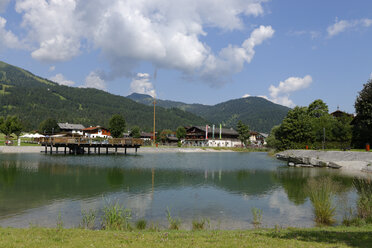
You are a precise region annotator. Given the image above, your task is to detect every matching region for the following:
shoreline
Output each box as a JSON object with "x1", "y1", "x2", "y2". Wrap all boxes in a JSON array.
[{"x1": 276, "y1": 150, "x2": 372, "y2": 175}]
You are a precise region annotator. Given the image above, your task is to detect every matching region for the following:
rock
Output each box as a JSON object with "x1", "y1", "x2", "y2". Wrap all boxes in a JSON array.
[
  {"x1": 288, "y1": 162, "x2": 295, "y2": 167},
  {"x1": 328, "y1": 162, "x2": 342, "y2": 169},
  {"x1": 318, "y1": 161, "x2": 329, "y2": 167},
  {"x1": 300, "y1": 164, "x2": 313, "y2": 168},
  {"x1": 309, "y1": 158, "x2": 321, "y2": 166},
  {"x1": 295, "y1": 164, "x2": 302, "y2": 167}
]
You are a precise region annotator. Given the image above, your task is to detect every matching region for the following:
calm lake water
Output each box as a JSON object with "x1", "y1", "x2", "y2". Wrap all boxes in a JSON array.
[{"x1": 0, "y1": 152, "x2": 358, "y2": 229}]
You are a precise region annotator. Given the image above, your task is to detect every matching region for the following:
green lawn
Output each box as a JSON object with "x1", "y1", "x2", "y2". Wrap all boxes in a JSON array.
[
  {"x1": 0, "y1": 133, "x2": 39, "y2": 146},
  {"x1": 0, "y1": 226, "x2": 371, "y2": 248}
]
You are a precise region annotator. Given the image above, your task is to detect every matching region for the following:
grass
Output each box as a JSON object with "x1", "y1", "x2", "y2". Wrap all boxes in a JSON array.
[
  {"x1": 80, "y1": 209, "x2": 97, "y2": 230},
  {"x1": 353, "y1": 178, "x2": 372, "y2": 222},
  {"x1": 135, "y1": 219, "x2": 147, "y2": 230},
  {"x1": 166, "y1": 208, "x2": 181, "y2": 230},
  {"x1": 306, "y1": 177, "x2": 339, "y2": 225},
  {"x1": 251, "y1": 208, "x2": 263, "y2": 228},
  {"x1": 0, "y1": 225, "x2": 371, "y2": 247},
  {"x1": 101, "y1": 202, "x2": 132, "y2": 230},
  {"x1": 192, "y1": 218, "x2": 209, "y2": 231}
]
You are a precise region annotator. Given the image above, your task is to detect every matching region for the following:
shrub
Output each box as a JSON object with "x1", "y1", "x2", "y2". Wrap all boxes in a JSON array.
[
  {"x1": 192, "y1": 218, "x2": 208, "y2": 231},
  {"x1": 251, "y1": 207, "x2": 263, "y2": 228}
]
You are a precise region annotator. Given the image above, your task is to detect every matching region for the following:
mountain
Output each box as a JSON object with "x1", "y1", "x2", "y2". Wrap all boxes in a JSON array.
[
  {"x1": 127, "y1": 93, "x2": 290, "y2": 133},
  {"x1": 0, "y1": 61, "x2": 207, "y2": 131}
]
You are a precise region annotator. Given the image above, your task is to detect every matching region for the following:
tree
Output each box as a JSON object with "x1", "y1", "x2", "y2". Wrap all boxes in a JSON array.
[
  {"x1": 352, "y1": 79, "x2": 372, "y2": 148},
  {"x1": 39, "y1": 118, "x2": 60, "y2": 135},
  {"x1": 307, "y1": 99, "x2": 329, "y2": 118},
  {"x1": 0, "y1": 116, "x2": 23, "y2": 139},
  {"x1": 266, "y1": 125, "x2": 282, "y2": 149},
  {"x1": 109, "y1": 114, "x2": 126, "y2": 138},
  {"x1": 332, "y1": 115, "x2": 353, "y2": 149},
  {"x1": 176, "y1": 126, "x2": 186, "y2": 140},
  {"x1": 237, "y1": 121, "x2": 250, "y2": 147},
  {"x1": 130, "y1": 126, "x2": 141, "y2": 138},
  {"x1": 159, "y1": 129, "x2": 173, "y2": 143}
]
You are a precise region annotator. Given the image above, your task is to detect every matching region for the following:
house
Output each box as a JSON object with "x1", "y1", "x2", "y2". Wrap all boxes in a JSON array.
[
  {"x1": 330, "y1": 110, "x2": 354, "y2": 119},
  {"x1": 83, "y1": 126, "x2": 111, "y2": 138},
  {"x1": 183, "y1": 125, "x2": 241, "y2": 147},
  {"x1": 140, "y1": 132, "x2": 154, "y2": 141},
  {"x1": 249, "y1": 131, "x2": 267, "y2": 146},
  {"x1": 57, "y1": 123, "x2": 85, "y2": 135}
]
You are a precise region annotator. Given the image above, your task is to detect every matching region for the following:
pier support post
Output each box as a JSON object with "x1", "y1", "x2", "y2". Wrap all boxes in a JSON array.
[
  {"x1": 88, "y1": 146, "x2": 90, "y2": 155},
  {"x1": 94, "y1": 147, "x2": 96, "y2": 154},
  {"x1": 56, "y1": 147, "x2": 58, "y2": 154},
  {"x1": 45, "y1": 145, "x2": 47, "y2": 153},
  {"x1": 64, "y1": 146, "x2": 67, "y2": 155},
  {"x1": 135, "y1": 147, "x2": 138, "y2": 154},
  {"x1": 115, "y1": 147, "x2": 117, "y2": 154},
  {"x1": 106, "y1": 147, "x2": 108, "y2": 155},
  {"x1": 98, "y1": 147, "x2": 100, "y2": 155},
  {"x1": 74, "y1": 146, "x2": 77, "y2": 155},
  {"x1": 125, "y1": 148, "x2": 127, "y2": 155},
  {"x1": 50, "y1": 145, "x2": 53, "y2": 154}
]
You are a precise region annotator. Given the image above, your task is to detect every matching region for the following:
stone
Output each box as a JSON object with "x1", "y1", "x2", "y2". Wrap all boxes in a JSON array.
[
  {"x1": 288, "y1": 162, "x2": 295, "y2": 167},
  {"x1": 328, "y1": 162, "x2": 342, "y2": 169},
  {"x1": 300, "y1": 164, "x2": 313, "y2": 168}
]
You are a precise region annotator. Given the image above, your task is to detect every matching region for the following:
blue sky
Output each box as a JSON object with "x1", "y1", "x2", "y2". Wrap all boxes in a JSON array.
[{"x1": 0, "y1": 0, "x2": 371, "y2": 113}]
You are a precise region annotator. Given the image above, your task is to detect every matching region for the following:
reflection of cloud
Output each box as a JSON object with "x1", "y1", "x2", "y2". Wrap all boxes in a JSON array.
[
  {"x1": 126, "y1": 193, "x2": 154, "y2": 218},
  {"x1": 268, "y1": 189, "x2": 309, "y2": 223}
]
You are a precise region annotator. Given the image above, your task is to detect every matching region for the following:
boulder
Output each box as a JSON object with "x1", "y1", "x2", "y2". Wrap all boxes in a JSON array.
[
  {"x1": 328, "y1": 162, "x2": 342, "y2": 169},
  {"x1": 288, "y1": 162, "x2": 295, "y2": 167}
]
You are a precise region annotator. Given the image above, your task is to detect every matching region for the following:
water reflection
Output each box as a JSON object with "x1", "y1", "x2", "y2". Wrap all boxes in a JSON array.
[{"x1": 0, "y1": 153, "x2": 360, "y2": 229}]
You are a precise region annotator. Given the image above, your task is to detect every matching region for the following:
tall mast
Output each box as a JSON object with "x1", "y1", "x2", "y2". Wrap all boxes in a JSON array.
[{"x1": 153, "y1": 97, "x2": 156, "y2": 144}]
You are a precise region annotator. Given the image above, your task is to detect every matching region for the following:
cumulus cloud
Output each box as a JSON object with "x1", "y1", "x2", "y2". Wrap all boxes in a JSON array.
[
  {"x1": 130, "y1": 73, "x2": 156, "y2": 97},
  {"x1": 0, "y1": 16, "x2": 23, "y2": 49},
  {"x1": 49, "y1": 73, "x2": 75, "y2": 86},
  {"x1": 82, "y1": 71, "x2": 106, "y2": 91},
  {"x1": 49, "y1": 66, "x2": 55, "y2": 71},
  {"x1": 268, "y1": 75, "x2": 312, "y2": 107},
  {"x1": 12, "y1": 0, "x2": 270, "y2": 85},
  {"x1": 327, "y1": 18, "x2": 372, "y2": 37}
]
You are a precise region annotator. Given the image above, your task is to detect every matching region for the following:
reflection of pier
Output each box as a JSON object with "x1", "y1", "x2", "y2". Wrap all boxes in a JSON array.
[{"x1": 40, "y1": 137, "x2": 143, "y2": 155}]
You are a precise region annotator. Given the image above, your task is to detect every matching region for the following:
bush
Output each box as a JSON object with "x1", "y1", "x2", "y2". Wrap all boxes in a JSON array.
[
  {"x1": 80, "y1": 209, "x2": 97, "y2": 230},
  {"x1": 166, "y1": 208, "x2": 181, "y2": 230},
  {"x1": 353, "y1": 178, "x2": 372, "y2": 222},
  {"x1": 135, "y1": 219, "x2": 147, "y2": 230},
  {"x1": 192, "y1": 218, "x2": 208, "y2": 231}
]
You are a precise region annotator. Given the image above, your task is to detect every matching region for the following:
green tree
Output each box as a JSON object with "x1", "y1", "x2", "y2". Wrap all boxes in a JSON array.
[
  {"x1": 159, "y1": 129, "x2": 173, "y2": 143},
  {"x1": 176, "y1": 126, "x2": 186, "y2": 140},
  {"x1": 109, "y1": 114, "x2": 126, "y2": 138},
  {"x1": 39, "y1": 118, "x2": 60, "y2": 135},
  {"x1": 266, "y1": 125, "x2": 281, "y2": 149},
  {"x1": 0, "y1": 116, "x2": 23, "y2": 139},
  {"x1": 307, "y1": 99, "x2": 329, "y2": 118},
  {"x1": 352, "y1": 79, "x2": 372, "y2": 148},
  {"x1": 276, "y1": 107, "x2": 314, "y2": 149},
  {"x1": 237, "y1": 121, "x2": 250, "y2": 147},
  {"x1": 130, "y1": 126, "x2": 141, "y2": 138},
  {"x1": 332, "y1": 116, "x2": 353, "y2": 149}
]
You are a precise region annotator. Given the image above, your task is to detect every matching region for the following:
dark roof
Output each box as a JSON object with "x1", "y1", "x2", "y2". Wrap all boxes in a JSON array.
[
  {"x1": 188, "y1": 126, "x2": 238, "y2": 136},
  {"x1": 141, "y1": 132, "x2": 154, "y2": 138},
  {"x1": 330, "y1": 110, "x2": 353, "y2": 118},
  {"x1": 82, "y1": 126, "x2": 108, "y2": 131},
  {"x1": 58, "y1": 123, "x2": 85, "y2": 130}
]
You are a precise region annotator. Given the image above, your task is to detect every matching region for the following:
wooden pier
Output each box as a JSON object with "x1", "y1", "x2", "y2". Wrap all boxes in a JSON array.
[{"x1": 39, "y1": 137, "x2": 143, "y2": 155}]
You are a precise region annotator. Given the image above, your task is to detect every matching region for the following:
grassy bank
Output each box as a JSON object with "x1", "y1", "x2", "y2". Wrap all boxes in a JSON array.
[{"x1": 0, "y1": 225, "x2": 371, "y2": 248}]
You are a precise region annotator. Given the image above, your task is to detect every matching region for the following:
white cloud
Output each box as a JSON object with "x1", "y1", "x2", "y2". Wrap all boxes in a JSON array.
[
  {"x1": 327, "y1": 18, "x2": 372, "y2": 37},
  {"x1": 0, "y1": 0, "x2": 10, "y2": 13},
  {"x1": 268, "y1": 75, "x2": 312, "y2": 107},
  {"x1": 242, "y1": 94, "x2": 251, "y2": 98},
  {"x1": 0, "y1": 16, "x2": 23, "y2": 49},
  {"x1": 370, "y1": 72, "x2": 372, "y2": 80},
  {"x1": 49, "y1": 73, "x2": 75, "y2": 86},
  {"x1": 130, "y1": 73, "x2": 156, "y2": 98},
  {"x1": 12, "y1": 0, "x2": 270, "y2": 85},
  {"x1": 81, "y1": 71, "x2": 106, "y2": 91},
  {"x1": 49, "y1": 65, "x2": 55, "y2": 71}
]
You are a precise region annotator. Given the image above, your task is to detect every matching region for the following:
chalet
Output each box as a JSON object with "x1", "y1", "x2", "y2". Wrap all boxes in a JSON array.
[
  {"x1": 249, "y1": 131, "x2": 267, "y2": 146},
  {"x1": 83, "y1": 126, "x2": 111, "y2": 138},
  {"x1": 57, "y1": 123, "x2": 85, "y2": 135},
  {"x1": 330, "y1": 110, "x2": 354, "y2": 119},
  {"x1": 140, "y1": 132, "x2": 154, "y2": 141},
  {"x1": 183, "y1": 126, "x2": 241, "y2": 147}
]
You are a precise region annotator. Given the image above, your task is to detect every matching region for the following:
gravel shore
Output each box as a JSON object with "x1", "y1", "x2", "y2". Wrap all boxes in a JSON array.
[{"x1": 276, "y1": 150, "x2": 372, "y2": 175}]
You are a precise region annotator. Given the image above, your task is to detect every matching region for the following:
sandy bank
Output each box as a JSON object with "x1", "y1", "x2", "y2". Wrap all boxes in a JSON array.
[
  {"x1": 276, "y1": 150, "x2": 372, "y2": 174},
  {"x1": 0, "y1": 146, "x2": 234, "y2": 154}
]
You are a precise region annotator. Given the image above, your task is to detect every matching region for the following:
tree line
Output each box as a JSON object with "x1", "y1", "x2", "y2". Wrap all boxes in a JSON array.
[{"x1": 267, "y1": 79, "x2": 372, "y2": 150}]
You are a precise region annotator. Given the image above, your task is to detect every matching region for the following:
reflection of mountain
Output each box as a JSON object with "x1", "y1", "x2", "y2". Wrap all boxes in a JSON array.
[{"x1": 0, "y1": 162, "x2": 278, "y2": 218}]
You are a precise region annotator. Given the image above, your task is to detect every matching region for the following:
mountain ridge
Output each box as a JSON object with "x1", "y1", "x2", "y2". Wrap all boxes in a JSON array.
[{"x1": 127, "y1": 93, "x2": 291, "y2": 133}]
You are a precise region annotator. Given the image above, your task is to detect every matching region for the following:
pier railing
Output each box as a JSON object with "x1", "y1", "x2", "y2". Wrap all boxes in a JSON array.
[{"x1": 39, "y1": 137, "x2": 143, "y2": 146}]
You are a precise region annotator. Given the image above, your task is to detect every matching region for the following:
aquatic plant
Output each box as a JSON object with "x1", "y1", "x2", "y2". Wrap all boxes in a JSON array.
[
  {"x1": 56, "y1": 212, "x2": 64, "y2": 230},
  {"x1": 192, "y1": 218, "x2": 208, "y2": 231},
  {"x1": 80, "y1": 209, "x2": 97, "y2": 230},
  {"x1": 306, "y1": 177, "x2": 339, "y2": 225},
  {"x1": 136, "y1": 219, "x2": 147, "y2": 230},
  {"x1": 353, "y1": 178, "x2": 372, "y2": 223},
  {"x1": 101, "y1": 202, "x2": 132, "y2": 230},
  {"x1": 166, "y1": 207, "x2": 181, "y2": 230},
  {"x1": 251, "y1": 207, "x2": 263, "y2": 228}
]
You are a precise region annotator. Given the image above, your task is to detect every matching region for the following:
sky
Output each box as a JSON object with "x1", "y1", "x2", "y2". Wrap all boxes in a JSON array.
[{"x1": 0, "y1": 0, "x2": 371, "y2": 113}]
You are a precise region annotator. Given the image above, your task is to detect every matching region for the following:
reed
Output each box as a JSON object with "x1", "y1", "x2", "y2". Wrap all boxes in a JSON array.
[
  {"x1": 166, "y1": 207, "x2": 181, "y2": 230},
  {"x1": 80, "y1": 209, "x2": 97, "y2": 230},
  {"x1": 353, "y1": 178, "x2": 372, "y2": 223},
  {"x1": 135, "y1": 219, "x2": 147, "y2": 230},
  {"x1": 101, "y1": 202, "x2": 132, "y2": 230},
  {"x1": 306, "y1": 177, "x2": 338, "y2": 225},
  {"x1": 251, "y1": 207, "x2": 263, "y2": 228}
]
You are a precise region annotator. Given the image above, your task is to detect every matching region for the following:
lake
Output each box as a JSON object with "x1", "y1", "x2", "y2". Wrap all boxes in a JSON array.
[{"x1": 0, "y1": 152, "x2": 358, "y2": 229}]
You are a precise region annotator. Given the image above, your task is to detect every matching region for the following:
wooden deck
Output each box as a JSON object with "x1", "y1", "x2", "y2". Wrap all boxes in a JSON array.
[{"x1": 40, "y1": 137, "x2": 143, "y2": 155}]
